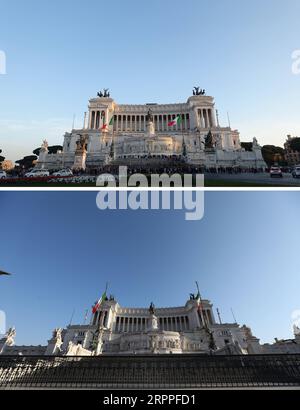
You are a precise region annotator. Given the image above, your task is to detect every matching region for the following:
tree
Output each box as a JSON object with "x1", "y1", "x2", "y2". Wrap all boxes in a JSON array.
[
  {"x1": 240, "y1": 142, "x2": 253, "y2": 152},
  {"x1": 0, "y1": 149, "x2": 5, "y2": 164},
  {"x1": 205, "y1": 131, "x2": 214, "y2": 149},
  {"x1": 33, "y1": 145, "x2": 63, "y2": 156},
  {"x1": 261, "y1": 145, "x2": 285, "y2": 167},
  {"x1": 15, "y1": 155, "x2": 38, "y2": 170},
  {"x1": 182, "y1": 138, "x2": 187, "y2": 157},
  {"x1": 109, "y1": 139, "x2": 115, "y2": 159},
  {"x1": 290, "y1": 137, "x2": 300, "y2": 152}
]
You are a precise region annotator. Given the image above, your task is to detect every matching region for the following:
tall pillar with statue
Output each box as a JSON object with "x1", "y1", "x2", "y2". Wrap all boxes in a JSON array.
[{"x1": 72, "y1": 134, "x2": 88, "y2": 171}]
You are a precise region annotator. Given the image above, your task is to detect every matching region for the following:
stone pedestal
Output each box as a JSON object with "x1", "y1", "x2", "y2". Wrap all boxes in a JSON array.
[
  {"x1": 146, "y1": 121, "x2": 155, "y2": 136},
  {"x1": 73, "y1": 149, "x2": 87, "y2": 171},
  {"x1": 149, "y1": 314, "x2": 159, "y2": 331},
  {"x1": 37, "y1": 140, "x2": 49, "y2": 169}
]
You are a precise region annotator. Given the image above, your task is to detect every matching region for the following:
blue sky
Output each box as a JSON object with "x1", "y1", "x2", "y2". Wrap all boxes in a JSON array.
[
  {"x1": 0, "y1": 191, "x2": 299, "y2": 346},
  {"x1": 0, "y1": 0, "x2": 300, "y2": 162}
]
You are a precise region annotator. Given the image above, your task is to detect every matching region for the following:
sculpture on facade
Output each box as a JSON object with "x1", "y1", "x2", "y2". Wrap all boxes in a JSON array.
[
  {"x1": 146, "y1": 108, "x2": 154, "y2": 123},
  {"x1": 182, "y1": 138, "x2": 187, "y2": 158},
  {"x1": 75, "y1": 135, "x2": 88, "y2": 151},
  {"x1": 49, "y1": 328, "x2": 63, "y2": 354},
  {"x1": 41, "y1": 140, "x2": 49, "y2": 150},
  {"x1": 193, "y1": 87, "x2": 206, "y2": 96},
  {"x1": 0, "y1": 327, "x2": 16, "y2": 354},
  {"x1": 189, "y1": 293, "x2": 198, "y2": 300},
  {"x1": 150, "y1": 314, "x2": 159, "y2": 331},
  {"x1": 146, "y1": 108, "x2": 155, "y2": 135},
  {"x1": 97, "y1": 89, "x2": 110, "y2": 98},
  {"x1": 205, "y1": 130, "x2": 215, "y2": 149},
  {"x1": 252, "y1": 137, "x2": 259, "y2": 148},
  {"x1": 206, "y1": 328, "x2": 217, "y2": 351},
  {"x1": 5, "y1": 327, "x2": 16, "y2": 346},
  {"x1": 149, "y1": 302, "x2": 155, "y2": 315},
  {"x1": 294, "y1": 325, "x2": 300, "y2": 336},
  {"x1": 215, "y1": 134, "x2": 222, "y2": 149},
  {"x1": 52, "y1": 328, "x2": 63, "y2": 346}
]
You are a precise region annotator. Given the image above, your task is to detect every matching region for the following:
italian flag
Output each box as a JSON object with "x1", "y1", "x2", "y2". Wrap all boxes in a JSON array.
[
  {"x1": 92, "y1": 290, "x2": 107, "y2": 314},
  {"x1": 168, "y1": 115, "x2": 182, "y2": 127},
  {"x1": 101, "y1": 116, "x2": 114, "y2": 130}
]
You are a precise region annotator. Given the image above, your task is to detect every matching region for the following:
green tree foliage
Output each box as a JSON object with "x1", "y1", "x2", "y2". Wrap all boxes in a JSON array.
[
  {"x1": 240, "y1": 142, "x2": 253, "y2": 152},
  {"x1": 0, "y1": 149, "x2": 5, "y2": 164},
  {"x1": 15, "y1": 155, "x2": 38, "y2": 169},
  {"x1": 261, "y1": 145, "x2": 285, "y2": 167},
  {"x1": 290, "y1": 137, "x2": 300, "y2": 152},
  {"x1": 33, "y1": 145, "x2": 63, "y2": 156},
  {"x1": 182, "y1": 138, "x2": 187, "y2": 157},
  {"x1": 109, "y1": 139, "x2": 115, "y2": 159}
]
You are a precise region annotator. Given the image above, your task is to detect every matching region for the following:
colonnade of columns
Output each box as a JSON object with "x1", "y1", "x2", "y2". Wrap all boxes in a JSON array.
[
  {"x1": 89, "y1": 110, "x2": 108, "y2": 129},
  {"x1": 113, "y1": 114, "x2": 191, "y2": 133},
  {"x1": 197, "y1": 309, "x2": 213, "y2": 327},
  {"x1": 88, "y1": 109, "x2": 216, "y2": 131},
  {"x1": 114, "y1": 315, "x2": 190, "y2": 333},
  {"x1": 197, "y1": 108, "x2": 216, "y2": 128},
  {"x1": 92, "y1": 310, "x2": 108, "y2": 327},
  {"x1": 93, "y1": 309, "x2": 213, "y2": 331},
  {"x1": 88, "y1": 112, "x2": 191, "y2": 132}
]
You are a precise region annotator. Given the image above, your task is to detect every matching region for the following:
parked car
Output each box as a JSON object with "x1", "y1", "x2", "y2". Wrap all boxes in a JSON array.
[
  {"x1": 52, "y1": 169, "x2": 73, "y2": 177},
  {"x1": 270, "y1": 167, "x2": 283, "y2": 178},
  {"x1": 291, "y1": 166, "x2": 300, "y2": 178},
  {"x1": 0, "y1": 170, "x2": 7, "y2": 179},
  {"x1": 24, "y1": 169, "x2": 50, "y2": 178}
]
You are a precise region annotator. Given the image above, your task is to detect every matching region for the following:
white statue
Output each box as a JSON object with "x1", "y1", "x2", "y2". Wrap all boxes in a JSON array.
[
  {"x1": 52, "y1": 328, "x2": 62, "y2": 343},
  {"x1": 215, "y1": 134, "x2": 222, "y2": 149},
  {"x1": 66, "y1": 340, "x2": 90, "y2": 356},
  {"x1": 146, "y1": 109, "x2": 155, "y2": 136},
  {"x1": 5, "y1": 327, "x2": 16, "y2": 346},
  {"x1": 52, "y1": 328, "x2": 63, "y2": 352},
  {"x1": 252, "y1": 137, "x2": 259, "y2": 148},
  {"x1": 0, "y1": 327, "x2": 16, "y2": 354},
  {"x1": 95, "y1": 329, "x2": 104, "y2": 355},
  {"x1": 293, "y1": 325, "x2": 300, "y2": 336},
  {"x1": 37, "y1": 140, "x2": 49, "y2": 169},
  {"x1": 41, "y1": 139, "x2": 49, "y2": 150},
  {"x1": 151, "y1": 315, "x2": 158, "y2": 330}
]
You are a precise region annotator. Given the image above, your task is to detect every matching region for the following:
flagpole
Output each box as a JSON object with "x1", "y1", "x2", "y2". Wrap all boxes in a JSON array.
[
  {"x1": 231, "y1": 308, "x2": 237, "y2": 324},
  {"x1": 83, "y1": 309, "x2": 88, "y2": 325},
  {"x1": 68, "y1": 309, "x2": 75, "y2": 326},
  {"x1": 93, "y1": 282, "x2": 109, "y2": 355},
  {"x1": 196, "y1": 281, "x2": 206, "y2": 328}
]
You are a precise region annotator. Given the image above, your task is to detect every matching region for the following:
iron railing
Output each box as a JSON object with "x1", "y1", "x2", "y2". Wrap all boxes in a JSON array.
[{"x1": 0, "y1": 354, "x2": 300, "y2": 389}]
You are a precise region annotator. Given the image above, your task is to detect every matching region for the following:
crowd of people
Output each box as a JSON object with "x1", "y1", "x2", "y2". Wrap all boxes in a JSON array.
[{"x1": 87, "y1": 162, "x2": 268, "y2": 177}]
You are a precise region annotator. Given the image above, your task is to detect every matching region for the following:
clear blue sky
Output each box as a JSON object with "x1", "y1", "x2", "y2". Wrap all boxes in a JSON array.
[
  {"x1": 0, "y1": 0, "x2": 300, "y2": 162},
  {"x1": 0, "y1": 191, "x2": 299, "y2": 346}
]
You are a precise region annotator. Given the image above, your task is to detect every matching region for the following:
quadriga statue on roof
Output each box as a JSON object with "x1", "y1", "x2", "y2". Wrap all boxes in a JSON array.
[
  {"x1": 97, "y1": 89, "x2": 110, "y2": 98},
  {"x1": 193, "y1": 87, "x2": 206, "y2": 96}
]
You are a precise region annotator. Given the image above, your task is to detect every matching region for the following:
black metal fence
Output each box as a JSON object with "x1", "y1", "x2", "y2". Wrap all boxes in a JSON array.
[{"x1": 0, "y1": 354, "x2": 300, "y2": 389}]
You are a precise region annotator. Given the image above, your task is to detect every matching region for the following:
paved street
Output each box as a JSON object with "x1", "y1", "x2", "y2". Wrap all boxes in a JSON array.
[{"x1": 205, "y1": 173, "x2": 300, "y2": 187}]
